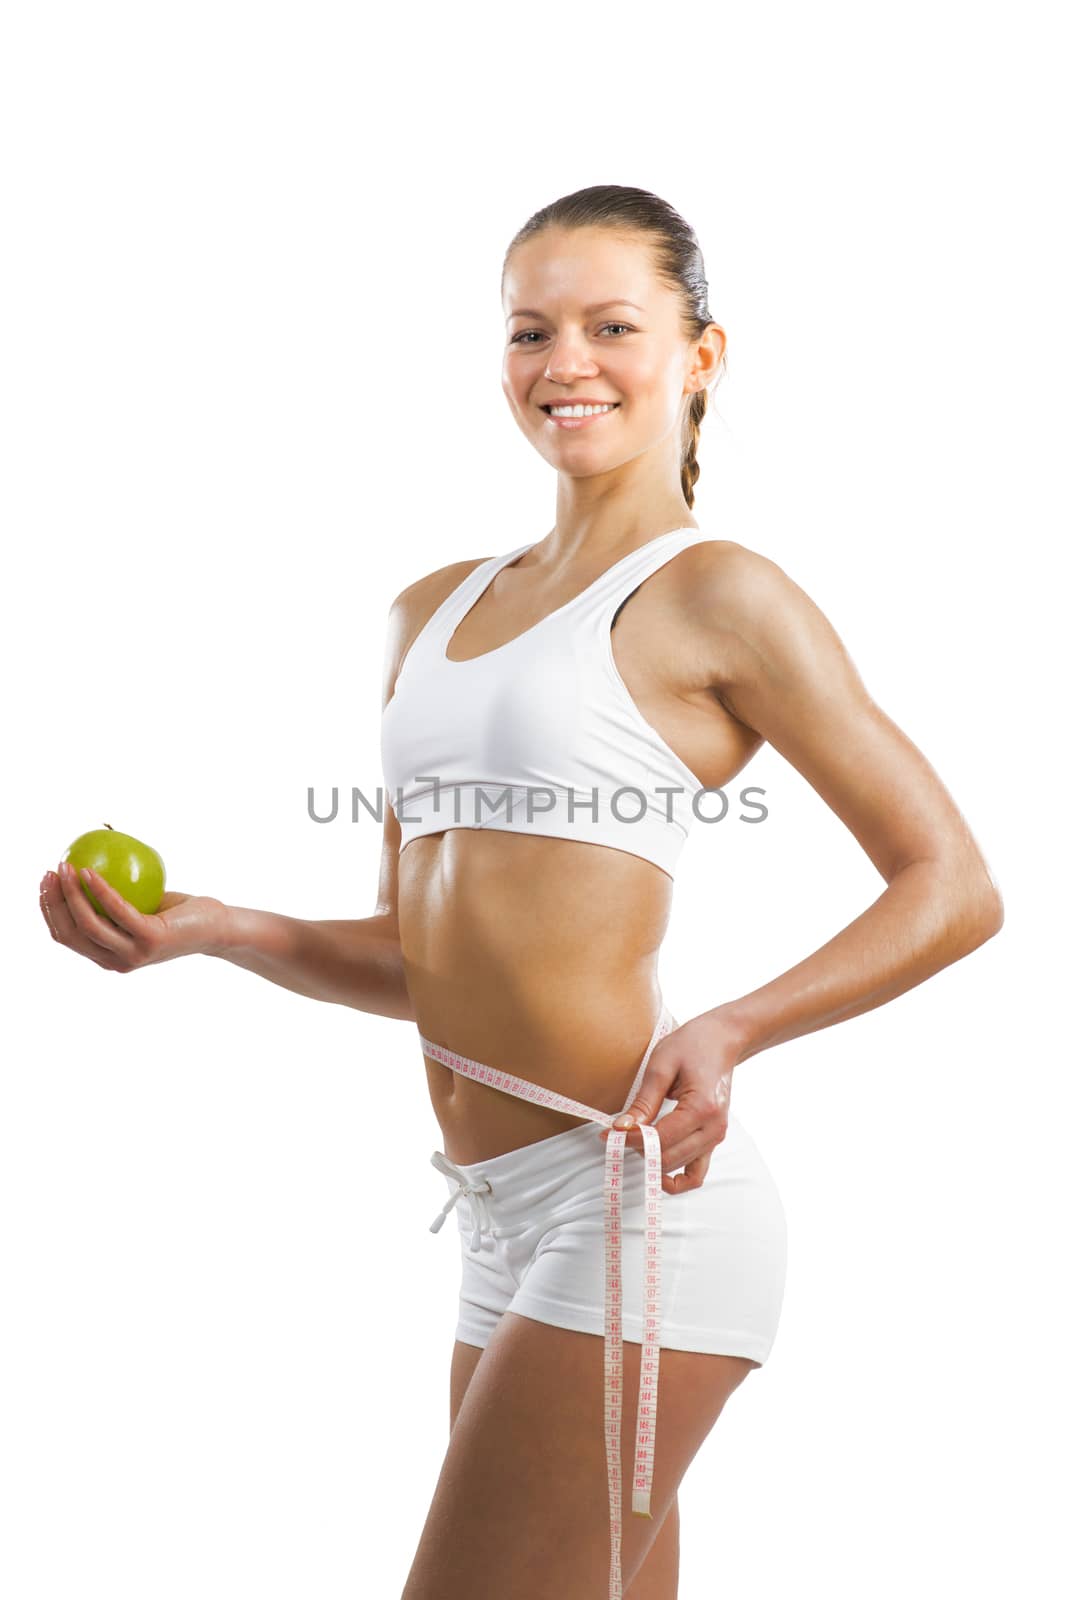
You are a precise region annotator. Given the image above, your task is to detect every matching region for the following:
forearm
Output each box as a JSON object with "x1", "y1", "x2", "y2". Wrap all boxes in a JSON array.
[
  {"x1": 208, "y1": 906, "x2": 414, "y2": 1020},
  {"x1": 710, "y1": 857, "x2": 1004, "y2": 1064}
]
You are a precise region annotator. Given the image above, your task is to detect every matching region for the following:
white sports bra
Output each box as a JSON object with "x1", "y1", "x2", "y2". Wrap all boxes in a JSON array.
[{"x1": 380, "y1": 526, "x2": 715, "y2": 878}]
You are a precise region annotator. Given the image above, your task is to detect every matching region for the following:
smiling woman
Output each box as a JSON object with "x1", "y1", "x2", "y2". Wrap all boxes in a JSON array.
[
  {"x1": 501, "y1": 218, "x2": 725, "y2": 512},
  {"x1": 367, "y1": 185, "x2": 1005, "y2": 1600},
  {"x1": 40, "y1": 180, "x2": 1003, "y2": 1600}
]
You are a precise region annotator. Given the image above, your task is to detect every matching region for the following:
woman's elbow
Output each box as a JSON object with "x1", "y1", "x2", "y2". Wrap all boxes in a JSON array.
[{"x1": 959, "y1": 874, "x2": 1005, "y2": 951}]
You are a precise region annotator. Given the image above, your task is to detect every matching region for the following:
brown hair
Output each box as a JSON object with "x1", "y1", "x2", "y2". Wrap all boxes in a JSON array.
[{"x1": 502, "y1": 184, "x2": 725, "y2": 510}]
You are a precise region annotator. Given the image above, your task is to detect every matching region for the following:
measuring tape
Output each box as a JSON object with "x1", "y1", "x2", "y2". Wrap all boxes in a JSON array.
[{"x1": 423, "y1": 1002, "x2": 677, "y2": 1600}]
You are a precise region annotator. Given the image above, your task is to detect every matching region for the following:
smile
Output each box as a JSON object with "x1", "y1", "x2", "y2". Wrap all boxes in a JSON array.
[{"x1": 540, "y1": 403, "x2": 621, "y2": 430}]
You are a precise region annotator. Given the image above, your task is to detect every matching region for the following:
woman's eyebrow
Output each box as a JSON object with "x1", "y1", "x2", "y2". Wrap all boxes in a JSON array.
[{"x1": 506, "y1": 299, "x2": 645, "y2": 322}]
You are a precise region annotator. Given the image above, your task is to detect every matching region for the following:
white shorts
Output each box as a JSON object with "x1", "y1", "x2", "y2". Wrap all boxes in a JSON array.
[{"x1": 439, "y1": 1098, "x2": 788, "y2": 1362}]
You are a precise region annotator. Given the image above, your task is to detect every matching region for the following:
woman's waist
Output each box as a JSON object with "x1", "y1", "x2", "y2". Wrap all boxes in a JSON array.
[
  {"x1": 418, "y1": 984, "x2": 672, "y2": 1164},
  {"x1": 438, "y1": 1091, "x2": 683, "y2": 1229},
  {"x1": 401, "y1": 916, "x2": 666, "y2": 1024}
]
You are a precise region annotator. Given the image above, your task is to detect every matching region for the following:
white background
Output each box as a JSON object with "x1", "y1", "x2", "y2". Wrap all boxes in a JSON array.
[{"x1": 3, "y1": 2, "x2": 1063, "y2": 1596}]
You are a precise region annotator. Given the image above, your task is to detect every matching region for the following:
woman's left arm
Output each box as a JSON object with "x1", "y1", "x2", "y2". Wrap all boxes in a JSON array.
[{"x1": 610, "y1": 542, "x2": 1005, "y2": 1186}]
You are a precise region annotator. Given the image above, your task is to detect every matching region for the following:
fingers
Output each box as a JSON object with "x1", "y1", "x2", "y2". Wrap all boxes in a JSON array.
[
  {"x1": 40, "y1": 862, "x2": 140, "y2": 969},
  {"x1": 663, "y1": 1152, "x2": 712, "y2": 1194},
  {"x1": 599, "y1": 1118, "x2": 725, "y2": 1193},
  {"x1": 661, "y1": 1121, "x2": 727, "y2": 1176},
  {"x1": 67, "y1": 864, "x2": 148, "y2": 940},
  {"x1": 618, "y1": 1093, "x2": 657, "y2": 1127}
]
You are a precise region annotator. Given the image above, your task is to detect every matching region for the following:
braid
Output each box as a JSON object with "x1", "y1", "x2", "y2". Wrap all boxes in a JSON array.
[{"x1": 681, "y1": 386, "x2": 708, "y2": 510}]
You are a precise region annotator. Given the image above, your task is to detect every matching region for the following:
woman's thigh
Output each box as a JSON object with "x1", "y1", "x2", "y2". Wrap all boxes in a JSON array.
[
  {"x1": 449, "y1": 1338, "x2": 484, "y2": 1433},
  {"x1": 403, "y1": 1311, "x2": 755, "y2": 1600},
  {"x1": 451, "y1": 1337, "x2": 684, "y2": 1599}
]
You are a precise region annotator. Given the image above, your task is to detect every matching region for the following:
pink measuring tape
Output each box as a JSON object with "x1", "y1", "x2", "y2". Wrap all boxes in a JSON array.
[{"x1": 422, "y1": 1002, "x2": 678, "y2": 1600}]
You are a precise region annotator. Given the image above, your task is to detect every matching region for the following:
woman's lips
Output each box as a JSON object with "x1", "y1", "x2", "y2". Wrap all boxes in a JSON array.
[{"x1": 541, "y1": 404, "x2": 621, "y2": 431}]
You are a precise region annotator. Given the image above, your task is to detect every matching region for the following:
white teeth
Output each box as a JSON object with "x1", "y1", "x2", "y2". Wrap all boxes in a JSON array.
[{"x1": 548, "y1": 403, "x2": 617, "y2": 417}]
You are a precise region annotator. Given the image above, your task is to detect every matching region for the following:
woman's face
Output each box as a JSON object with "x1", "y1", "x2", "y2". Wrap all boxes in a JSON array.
[{"x1": 501, "y1": 226, "x2": 717, "y2": 477}]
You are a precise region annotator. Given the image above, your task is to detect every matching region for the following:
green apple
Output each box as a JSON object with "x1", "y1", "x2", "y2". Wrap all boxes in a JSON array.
[{"x1": 64, "y1": 823, "x2": 166, "y2": 920}]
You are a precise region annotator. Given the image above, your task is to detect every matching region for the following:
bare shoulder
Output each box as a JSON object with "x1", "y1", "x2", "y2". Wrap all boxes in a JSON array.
[
  {"x1": 380, "y1": 554, "x2": 491, "y2": 705},
  {"x1": 680, "y1": 538, "x2": 857, "y2": 700},
  {"x1": 680, "y1": 539, "x2": 1001, "y2": 892},
  {"x1": 682, "y1": 535, "x2": 816, "y2": 624},
  {"x1": 390, "y1": 553, "x2": 492, "y2": 614}
]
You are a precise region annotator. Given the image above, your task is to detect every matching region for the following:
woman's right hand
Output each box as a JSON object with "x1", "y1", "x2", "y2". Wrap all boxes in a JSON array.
[{"x1": 39, "y1": 861, "x2": 230, "y2": 973}]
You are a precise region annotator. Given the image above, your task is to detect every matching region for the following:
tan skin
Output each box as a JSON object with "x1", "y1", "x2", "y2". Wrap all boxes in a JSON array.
[
  {"x1": 39, "y1": 226, "x2": 1003, "y2": 1598},
  {"x1": 389, "y1": 227, "x2": 750, "y2": 1172}
]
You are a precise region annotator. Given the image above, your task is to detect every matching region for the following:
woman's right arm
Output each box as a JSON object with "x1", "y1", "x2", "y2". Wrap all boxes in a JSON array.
[
  {"x1": 39, "y1": 803, "x2": 413, "y2": 1020},
  {"x1": 208, "y1": 801, "x2": 412, "y2": 1019},
  {"x1": 39, "y1": 585, "x2": 425, "y2": 1022}
]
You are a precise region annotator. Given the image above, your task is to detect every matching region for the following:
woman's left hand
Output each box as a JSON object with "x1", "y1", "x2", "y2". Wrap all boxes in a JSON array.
[{"x1": 598, "y1": 1012, "x2": 741, "y2": 1193}]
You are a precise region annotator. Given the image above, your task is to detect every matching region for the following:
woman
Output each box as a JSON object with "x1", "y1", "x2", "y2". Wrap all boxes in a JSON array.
[{"x1": 40, "y1": 184, "x2": 1004, "y2": 1600}]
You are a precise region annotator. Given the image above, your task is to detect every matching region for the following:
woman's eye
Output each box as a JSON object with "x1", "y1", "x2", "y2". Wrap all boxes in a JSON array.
[{"x1": 510, "y1": 324, "x2": 634, "y2": 346}]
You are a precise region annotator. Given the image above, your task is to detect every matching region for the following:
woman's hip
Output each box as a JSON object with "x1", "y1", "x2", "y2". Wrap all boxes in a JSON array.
[
  {"x1": 447, "y1": 1108, "x2": 788, "y2": 1356},
  {"x1": 445, "y1": 1104, "x2": 786, "y2": 1257}
]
